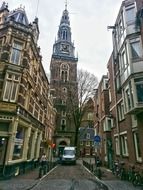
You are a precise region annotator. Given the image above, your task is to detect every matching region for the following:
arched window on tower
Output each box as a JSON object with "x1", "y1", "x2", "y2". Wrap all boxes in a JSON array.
[
  {"x1": 62, "y1": 87, "x2": 67, "y2": 93},
  {"x1": 62, "y1": 30, "x2": 67, "y2": 40},
  {"x1": 60, "y1": 63, "x2": 69, "y2": 82},
  {"x1": 61, "y1": 119, "x2": 66, "y2": 131}
]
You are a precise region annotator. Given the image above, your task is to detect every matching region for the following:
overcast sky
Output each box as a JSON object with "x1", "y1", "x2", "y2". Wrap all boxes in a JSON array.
[{"x1": 5, "y1": 0, "x2": 123, "y2": 80}]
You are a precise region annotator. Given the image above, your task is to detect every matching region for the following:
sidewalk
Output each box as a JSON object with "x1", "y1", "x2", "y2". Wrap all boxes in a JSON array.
[
  {"x1": 15, "y1": 168, "x2": 39, "y2": 180},
  {"x1": 99, "y1": 167, "x2": 117, "y2": 181},
  {"x1": 80, "y1": 157, "x2": 117, "y2": 180}
]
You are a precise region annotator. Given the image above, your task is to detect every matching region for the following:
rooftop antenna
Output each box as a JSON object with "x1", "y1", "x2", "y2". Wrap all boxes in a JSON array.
[{"x1": 35, "y1": 0, "x2": 40, "y2": 17}]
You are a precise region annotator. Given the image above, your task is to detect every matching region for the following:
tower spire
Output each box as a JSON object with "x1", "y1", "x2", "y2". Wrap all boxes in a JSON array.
[{"x1": 65, "y1": 0, "x2": 67, "y2": 10}]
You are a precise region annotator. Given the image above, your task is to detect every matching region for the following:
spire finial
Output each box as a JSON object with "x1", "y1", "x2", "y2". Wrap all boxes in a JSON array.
[{"x1": 65, "y1": 0, "x2": 67, "y2": 10}]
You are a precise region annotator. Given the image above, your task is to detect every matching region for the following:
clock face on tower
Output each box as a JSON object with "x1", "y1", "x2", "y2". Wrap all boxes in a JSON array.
[{"x1": 60, "y1": 43, "x2": 70, "y2": 53}]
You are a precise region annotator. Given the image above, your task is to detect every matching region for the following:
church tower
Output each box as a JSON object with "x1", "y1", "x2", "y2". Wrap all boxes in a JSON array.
[{"x1": 50, "y1": 4, "x2": 78, "y2": 154}]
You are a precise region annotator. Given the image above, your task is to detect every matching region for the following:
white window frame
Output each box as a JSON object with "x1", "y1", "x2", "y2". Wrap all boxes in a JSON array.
[
  {"x1": 121, "y1": 135, "x2": 128, "y2": 156},
  {"x1": 10, "y1": 41, "x2": 23, "y2": 65},
  {"x1": 125, "y1": 4, "x2": 136, "y2": 25},
  {"x1": 86, "y1": 141, "x2": 90, "y2": 146},
  {"x1": 115, "y1": 136, "x2": 120, "y2": 155},
  {"x1": 129, "y1": 38, "x2": 142, "y2": 60},
  {"x1": 134, "y1": 78, "x2": 143, "y2": 104},
  {"x1": 3, "y1": 73, "x2": 20, "y2": 102},
  {"x1": 117, "y1": 101, "x2": 125, "y2": 121},
  {"x1": 103, "y1": 117, "x2": 113, "y2": 131}
]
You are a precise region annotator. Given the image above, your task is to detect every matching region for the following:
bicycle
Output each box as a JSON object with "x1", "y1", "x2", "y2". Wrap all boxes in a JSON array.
[
  {"x1": 126, "y1": 165, "x2": 135, "y2": 182},
  {"x1": 132, "y1": 170, "x2": 143, "y2": 186}
]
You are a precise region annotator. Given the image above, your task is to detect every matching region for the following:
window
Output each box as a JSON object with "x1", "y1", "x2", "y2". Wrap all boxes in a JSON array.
[
  {"x1": 109, "y1": 89, "x2": 111, "y2": 102},
  {"x1": 125, "y1": 6, "x2": 135, "y2": 24},
  {"x1": 116, "y1": 74, "x2": 121, "y2": 90},
  {"x1": 87, "y1": 113, "x2": 93, "y2": 120},
  {"x1": 60, "y1": 63, "x2": 69, "y2": 82},
  {"x1": 115, "y1": 136, "x2": 120, "y2": 155},
  {"x1": 61, "y1": 119, "x2": 66, "y2": 131},
  {"x1": 10, "y1": 41, "x2": 23, "y2": 65},
  {"x1": 86, "y1": 133, "x2": 90, "y2": 139},
  {"x1": 124, "y1": 87, "x2": 131, "y2": 111},
  {"x1": 86, "y1": 141, "x2": 90, "y2": 146},
  {"x1": 133, "y1": 131, "x2": 142, "y2": 162},
  {"x1": 12, "y1": 126, "x2": 25, "y2": 160},
  {"x1": 130, "y1": 40, "x2": 142, "y2": 60},
  {"x1": 63, "y1": 87, "x2": 67, "y2": 93},
  {"x1": 117, "y1": 101, "x2": 125, "y2": 121},
  {"x1": 103, "y1": 118, "x2": 113, "y2": 131},
  {"x1": 27, "y1": 130, "x2": 34, "y2": 160},
  {"x1": 62, "y1": 30, "x2": 67, "y2": 40},
  {"x1": 62, "y1": 99, "x2": 66, "y2": 105},
  {"x1": 62, "y1": 111, "x2": 66, "y2": 117},
  {"x1": 3, "y1": 73, "x2": 20, "y2": 102},
  {"x1": 135, "y1": 78, "x2": 143, "y2": 103},
  {"x1": 117, "y1": 11, "x2": 124, "y2": 40},
  {"x1": 121, "y1": 135, "x2": 128, "y2": 156},
  {"x1": 131, "y1": 115, "x2": 137, "y2": 128},
  {"x1": 34, "y1": 133, "x2": 40, "y2": 158},
  {"x1": 121, "y1": 50, "x2": 127, "y2": 69},
  {"x1": 0, "y1": 39, "x2": 2, "y2": 57}
]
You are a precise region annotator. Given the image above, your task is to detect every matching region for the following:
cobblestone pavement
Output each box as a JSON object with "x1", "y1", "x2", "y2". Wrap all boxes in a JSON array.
[{"x1": 0, "y1": 158, "x2": 142, "y2": 190}]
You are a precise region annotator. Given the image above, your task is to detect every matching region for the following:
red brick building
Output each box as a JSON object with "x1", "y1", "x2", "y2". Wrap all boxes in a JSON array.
[{"x1": 94, "y1": 0, "x2": 143, "y2": 172}]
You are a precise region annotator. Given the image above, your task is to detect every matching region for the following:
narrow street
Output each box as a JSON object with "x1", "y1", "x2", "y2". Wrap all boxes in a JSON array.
[{"x1": 0, "y1": 160, "x2": 142, "y2": 190}]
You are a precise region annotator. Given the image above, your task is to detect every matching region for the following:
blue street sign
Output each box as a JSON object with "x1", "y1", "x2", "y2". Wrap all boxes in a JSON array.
[{"x1": 94, "y1": 135, "x2": 101, "y2": 142}]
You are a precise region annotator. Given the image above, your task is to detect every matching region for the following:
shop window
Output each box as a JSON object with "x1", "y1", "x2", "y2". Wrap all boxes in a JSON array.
[{"x1": 12, "y1": 126, "x2": 25, "y2": 160}]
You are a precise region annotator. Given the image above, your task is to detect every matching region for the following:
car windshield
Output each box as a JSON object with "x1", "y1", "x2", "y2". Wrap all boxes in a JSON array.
[{"x1": 63, "y1": 150, "x2": 75, "y2": 155}]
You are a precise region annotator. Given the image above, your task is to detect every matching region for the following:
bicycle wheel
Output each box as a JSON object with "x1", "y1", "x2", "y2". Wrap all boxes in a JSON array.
[{"x1": 132, "y1": 175, "x2": 141, "y2": 186}]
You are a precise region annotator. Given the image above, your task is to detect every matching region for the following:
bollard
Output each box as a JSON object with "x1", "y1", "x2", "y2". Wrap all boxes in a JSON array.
[
  {"x1": 39, "y1": 166, "x2": 43, "y2": 178},
  {"x1": 94, "y1": 167, "x2": 102, "y2": 179}
]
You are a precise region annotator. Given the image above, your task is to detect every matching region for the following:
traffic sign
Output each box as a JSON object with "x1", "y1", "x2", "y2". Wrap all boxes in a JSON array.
[{"x1": 94, "y1": 135, "x2": 101, "y2": 142}]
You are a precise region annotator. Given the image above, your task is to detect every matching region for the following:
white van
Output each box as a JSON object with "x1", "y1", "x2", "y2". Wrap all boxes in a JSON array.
[{"x1": 61, "y1": 147, "x2": 76, "y2": 165}]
